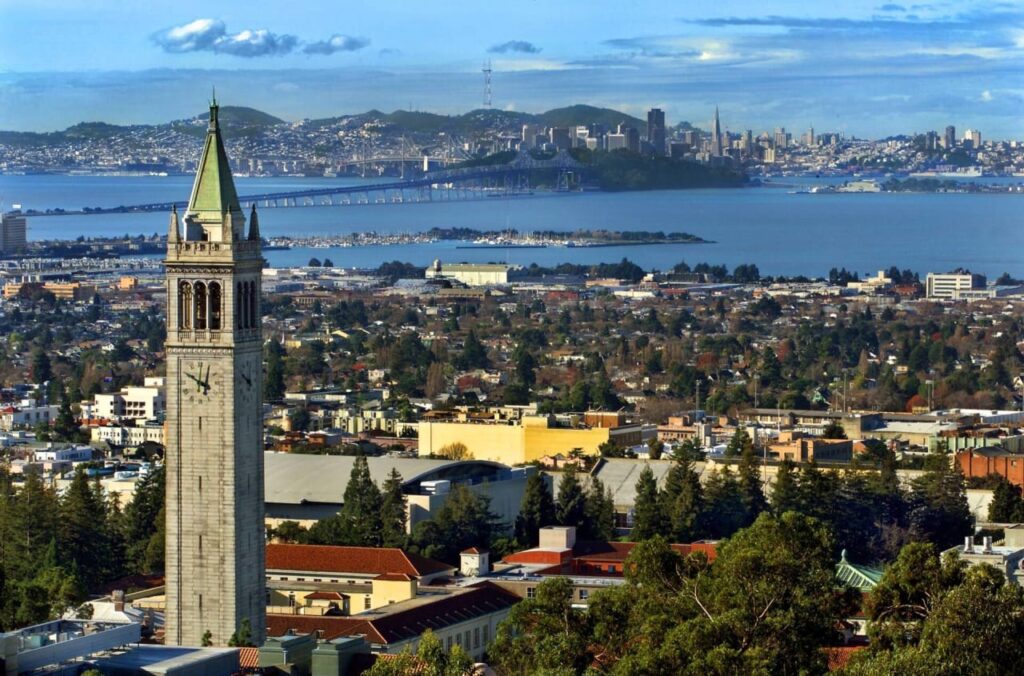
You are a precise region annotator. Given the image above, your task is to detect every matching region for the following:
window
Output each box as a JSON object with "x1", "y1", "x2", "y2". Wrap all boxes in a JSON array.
[
  {"x1": 579, "y1": 589, "x2": 589, "y2": 600},
  {"x1": 483, "y1": 626, "x2": 489, "y2": 644},
  {"x1": 178, "y1": 281, "x2": 192, "y2": 329},
  {"x1": 194, "y1": 282, "x2": 207, "y2": 330},
  {"x1": 364, "y1": 596, "x2": 371, "y2": 610},
  {"x1": 447, "y1": 636, "x2": 452, "y2": 651},
  {"x1": 607, "y1": 565, "x2": 615, "y2": 573},
  {"x1": 474, "y1": 628, "x2": 480, "y2": 649},
  {"x1": 209, "y1": 282, "x2": 221, "y2": 330},
  {"x1": 526, "y1": 587, "x2": 536, "y2": 598}
]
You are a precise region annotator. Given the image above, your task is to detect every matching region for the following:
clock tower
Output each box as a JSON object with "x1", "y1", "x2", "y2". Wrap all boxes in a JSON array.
[{"x1": 164, "y1": 97, "x2": 265, "y2": 646}]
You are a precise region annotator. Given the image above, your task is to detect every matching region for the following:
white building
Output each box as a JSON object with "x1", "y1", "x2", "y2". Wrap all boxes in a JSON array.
[
  {"x1": 425, "y1": 260, "x2": 522, "y2": 287},
  {"x1": 926, "y1": 272, "x2": 986, "y2": 300},
  {"x1": 0, "y1": 399, "x2": 59, "y2": 431},
  {"x1": 90, "y1": 422, "x2": 165, "y2": 447},
  {"x1": 92, "y1": 377, "x2": 165, "y2": 422}
]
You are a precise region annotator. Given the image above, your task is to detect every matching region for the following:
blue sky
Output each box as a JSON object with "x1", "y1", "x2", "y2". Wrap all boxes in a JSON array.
[{"x1": 1, "y1": 0, "x2": 1022, "y2": 137}]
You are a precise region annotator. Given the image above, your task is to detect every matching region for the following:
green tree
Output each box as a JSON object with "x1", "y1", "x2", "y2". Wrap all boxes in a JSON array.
[
  {"x1": 987, "y1": 475, "x2": 1024, "y2": 522},
  {"x1": 659, "y1": 455, "x2": 703, "y2": 542},
  {"x1": 582, "y1": 477, "x2": 615, "y2": 541},
  {"x1": 308, "y1": 454, "x2": 383, "y2": 546},
  {"x1": 490, "y1": 577, "x2": 592, "y2": 675},
  {"x1": 701, "y1": 466, "x2": 746, "y2": 538},
  {"x1": 29, "y1": 347, "x2": 52, "y2": 383},
  {"x1": 122, "y1": 468, "x2": 166, "y2": 573},
  {"x1": 458, "y1": 329, "x2": 489, "y2": 370},
  {"x1": 737, "y1": 445, "x2": 768, "y2": 527},
  {"x1": 59, "y1": 468, "x2": 112, "y2": 585},
  {"x1": 631, "y1": 464, "x2": 664, "y2": 540},
  {"x1": 725, "y1": 427, "x2": 753, "y2": 457},
  {"x1": 907, "y1": 453, "x2": 971, "y2": 550},
  {"x1": 380, "y1": 468, "x2": 408, "y2": 548},
  {"x1": 770, "y1": 459, "x2": 801, "y2": 514},
  {"x1": 368, "y1": 629, "x2": 473, "y2": 676},
  {"x1": 228, "y1": 618, "x2": 254, "y2": 647},
  {"x1": 864, "y1": 542, "x2": 966, "y2": 649},
  {"x1": 408, "y1": 485, "x2": 500, "y2": 564},
  {"x1": 515, "y1": 472, "x2": 556, "y2": 547},
  {"x1": 264, "y1": 337, "x2": 286, "y2": 401},
  {"x1": 555, "y1": 469, "x2": 587, "y2": 533},
  {"x1": 822, "y1": 419, "x2": 848, "y2": 439}
]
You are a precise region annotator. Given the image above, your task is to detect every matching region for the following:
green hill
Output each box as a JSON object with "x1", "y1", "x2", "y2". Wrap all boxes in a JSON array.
[
  {"x1": 195, "y1": 106, "x2": 284, "y2": 127},
  {"x1": 538, "y1": 105, "x2": 645, "y2": 131}
]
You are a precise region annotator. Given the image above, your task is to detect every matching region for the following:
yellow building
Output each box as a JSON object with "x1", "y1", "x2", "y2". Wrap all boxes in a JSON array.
[{"x1": 418, "y1": 411, "x2": 642, "y2": 464}]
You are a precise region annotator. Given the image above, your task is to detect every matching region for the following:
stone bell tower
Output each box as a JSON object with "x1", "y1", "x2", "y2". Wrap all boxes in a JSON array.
[{"x1": 164, "y1": 96, "x2": 265, "y2": 646}]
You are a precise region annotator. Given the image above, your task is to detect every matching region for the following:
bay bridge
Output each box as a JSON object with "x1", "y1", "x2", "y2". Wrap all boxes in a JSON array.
[{"x1": 36, "y1": 150, "x2": 586, "y2": 217}]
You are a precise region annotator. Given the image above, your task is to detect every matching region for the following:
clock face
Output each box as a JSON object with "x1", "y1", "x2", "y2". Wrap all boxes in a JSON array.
[{"x1": 180, "y1": 360, "x2": 221, "y2": 401}]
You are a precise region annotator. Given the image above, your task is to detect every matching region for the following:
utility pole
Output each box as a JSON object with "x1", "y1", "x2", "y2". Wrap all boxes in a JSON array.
[{"x1": 695, "y1": 380, "x2": 701, "y2": 422}]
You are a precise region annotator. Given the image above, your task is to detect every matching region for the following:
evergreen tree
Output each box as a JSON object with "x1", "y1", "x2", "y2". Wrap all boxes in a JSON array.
[
  {"x1": 907, "y1": 453, "x2": 972, "y2": 550},
  {"x1": 770, "y1": 459, "x2": 801, "y2": 514},
  {"x1": 988, "y1": 476, "x2": 1024, "y2": 522},
  {"x1": 58, "y1": 468, "x2": 110, "y2": 585},
  {"x1": 631, "y1": 464, "x2": 664, "y2": 540},
  {"x1": 660, "y1": 456, "x2": 703, "y2": 542},
  {"x1": 379, "y1": 468, "x2": 408, "y2": 548},
  {"x1": 52, "y1": 387, "x2": 79, "y2": 441},
  {"x1": 737, "y1": 446, "x2": 768, "y2": 527},
  {"x1": 29, "y1": 348, "x2": 52, "y2": 383},
  {"x1": 702, "y1": 467, "x2": 746, "y2": 538},
  {"x1": 555, "y1": 469, "x2": 587, "y2": 532},
  {"x1": 263, "y1": 338, "x2": 286, "y2": 401},
  {"x1": 122, "y1": 468, "x2": 165, "y2": 573},
  {"x1": 515, "y1": 472, "x2": 556, "y2": 547},
  {"x1": 408, "y1": 485, "x2": 499, "y2": 564},
  {"x1": 309, "y1": 454, "x2": 383, "y2": 546},
  {"x1": 725, "y1": 427, "x2": 753, "y2": 457},
  {"x1": 458, "y1": 329, "x2": 489, "y2": 369},
  {"x1": 583, "y1": 477, "x2": 615, "y2": 541}
]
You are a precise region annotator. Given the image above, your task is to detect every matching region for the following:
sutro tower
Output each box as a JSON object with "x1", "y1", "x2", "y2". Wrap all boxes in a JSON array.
[{"x1": 482, "y1": 60, "x2": 493, "y2": 109}]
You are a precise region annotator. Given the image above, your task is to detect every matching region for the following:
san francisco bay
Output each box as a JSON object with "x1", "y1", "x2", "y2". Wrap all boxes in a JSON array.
[{"x1": 2, "y1": 174, "x2": 1022, "y2": 277}]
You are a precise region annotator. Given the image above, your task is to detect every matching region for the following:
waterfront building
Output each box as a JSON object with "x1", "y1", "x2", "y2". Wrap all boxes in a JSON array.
[
  {"x1": 425, "y1": 259, "x2": 522, "y2": 286},
  {"x1": 164, "y1": 98, "x2": 266, "y2": 646},
  {"x1": 646, "y1": 108, "x2": 666, "y2": 156}
]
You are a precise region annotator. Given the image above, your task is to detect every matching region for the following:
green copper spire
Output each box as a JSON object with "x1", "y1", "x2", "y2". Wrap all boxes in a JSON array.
[{"x1": 187, "y1": 97, "x2": 241, "y2": 220}]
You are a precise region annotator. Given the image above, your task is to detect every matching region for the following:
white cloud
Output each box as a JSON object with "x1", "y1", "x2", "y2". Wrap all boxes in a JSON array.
[
  {"x1": 153, "y1": 18, "x2": 297, "y2": 57},
  {"x1": 981, "y1": 89, "x2": 993, "y2": 102},
  {"x1": 303, "y1": 35, "x2": 370, "y2": 55}
]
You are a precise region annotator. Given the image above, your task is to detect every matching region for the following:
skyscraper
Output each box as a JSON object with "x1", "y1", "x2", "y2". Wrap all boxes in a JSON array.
[
  {"x1": 164, "y1": 98, "x2": 266, "y2": 647},
  {"x1": 944, "y1": 125, "x2": 956, "y2": 149},
  {"x1": 710, "y1": 107, "x2": 723, "y2": 157},
  {"x1": 0, "y1": 210, "x2": 27, "y2": 255},
  {"x1": 647, "y1": 108, "x2": 666, "y2": 156}
]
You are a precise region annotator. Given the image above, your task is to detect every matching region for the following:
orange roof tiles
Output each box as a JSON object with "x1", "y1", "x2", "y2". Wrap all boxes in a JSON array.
[{"x1": 266, "y1": 544, "x2": 453, "y2": 578}]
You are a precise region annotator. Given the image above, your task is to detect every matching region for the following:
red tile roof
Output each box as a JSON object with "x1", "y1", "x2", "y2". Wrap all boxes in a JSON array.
[
  {"x1": 375, "y1": 573, "x2": 414, "y2": 582},
  {"x1": 267, "y1": 582, "x2": 520, "y2": 645},
  {"x1": 266, "y1": 544, "x2": 454, "y2": 578}
]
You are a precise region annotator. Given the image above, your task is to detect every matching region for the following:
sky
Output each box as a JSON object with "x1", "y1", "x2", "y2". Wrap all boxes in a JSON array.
[{"x1": 0, "y1": 0, "x2": 1022, "y2": 138}]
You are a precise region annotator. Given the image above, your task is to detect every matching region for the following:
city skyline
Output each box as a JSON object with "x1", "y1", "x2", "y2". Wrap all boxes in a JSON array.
[{"x1": 1, "y1": 0, "x2": 1022, "y2": 138}]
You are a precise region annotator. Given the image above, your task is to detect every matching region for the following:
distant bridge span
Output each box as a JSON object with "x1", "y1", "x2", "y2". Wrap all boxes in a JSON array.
[{"x1": 32, "y1": 150, "x2": 586, "y2": 217}]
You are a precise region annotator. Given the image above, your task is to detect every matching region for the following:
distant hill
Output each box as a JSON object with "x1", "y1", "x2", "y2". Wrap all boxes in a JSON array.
[
  {"x1": 538, "y1": 105, "x2": 645, "y2": 131},
  {"x1": 194, "y1": 106, "x2": 285, "y2": 127}
]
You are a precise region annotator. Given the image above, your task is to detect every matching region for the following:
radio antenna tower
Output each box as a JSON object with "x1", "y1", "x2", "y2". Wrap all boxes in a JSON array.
[{"x1": 482, "y1": 60, "x2": 493, "y2": 109}]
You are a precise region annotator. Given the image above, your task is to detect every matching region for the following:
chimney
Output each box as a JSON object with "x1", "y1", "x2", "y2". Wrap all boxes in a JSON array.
[
  {"x1": 112, "y1": 589, "x2": 125, "y2": 613},
  {"x1": 964, "y1": 536, "x2": 973, "y2": 553},
  {"x1": 983, "y1": 536, "x2": 993, "y2": 553}
]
